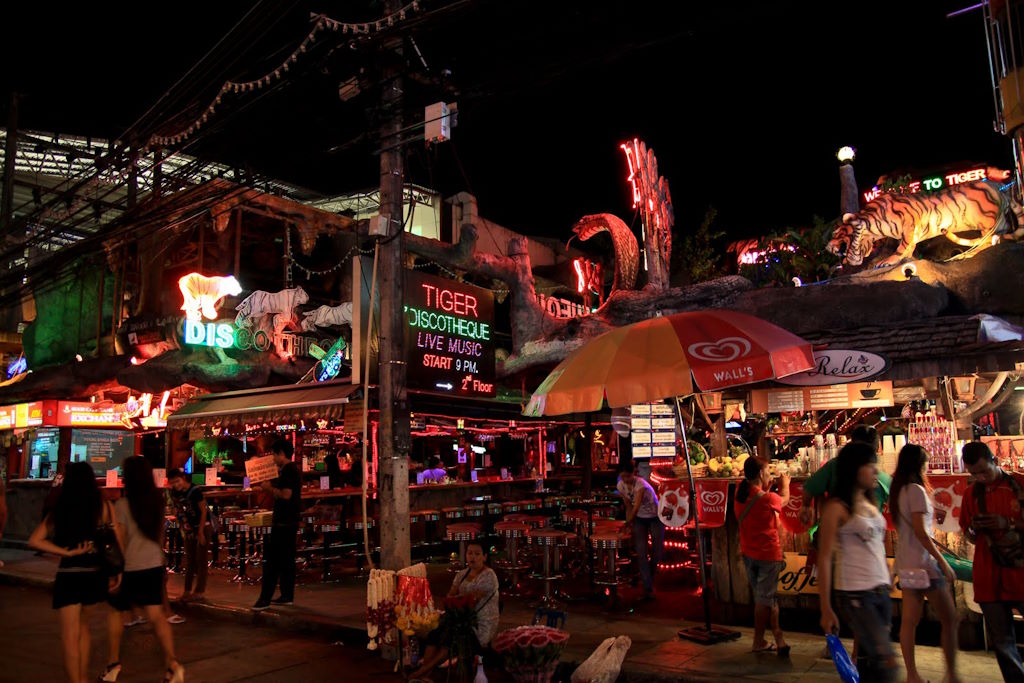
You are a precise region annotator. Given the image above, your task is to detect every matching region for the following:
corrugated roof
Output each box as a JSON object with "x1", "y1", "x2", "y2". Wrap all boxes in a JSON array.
[{"x1": 800, "y1": 315, "x2": 1024, "y2": 379}]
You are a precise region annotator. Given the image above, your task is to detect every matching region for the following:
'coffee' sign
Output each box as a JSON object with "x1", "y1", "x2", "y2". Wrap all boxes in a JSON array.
[
  {"x1": 404, "y1": 271, "x2": 496, "y2": 398},
  {"x1": 775, "y1": 349, "x2": 888, "y2": 387}
]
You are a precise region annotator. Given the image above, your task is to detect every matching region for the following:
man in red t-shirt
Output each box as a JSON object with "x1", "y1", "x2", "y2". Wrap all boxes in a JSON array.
[
  {"x1": 960, "y1": 441, "x2": 1024, "y2": 682},
  {"x1": 735, "y1": 459, "x2": 791, "y2": 655}
]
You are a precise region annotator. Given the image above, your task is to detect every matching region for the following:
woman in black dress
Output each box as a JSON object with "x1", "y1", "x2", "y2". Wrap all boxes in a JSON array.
[{"x1": 28, "y1": 462, "x2": 113, "y2": 683}]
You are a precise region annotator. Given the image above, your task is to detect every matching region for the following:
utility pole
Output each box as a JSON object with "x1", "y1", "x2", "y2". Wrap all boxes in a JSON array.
[{"x1": 376, "y1": 0, "x2": 411, "y2": 571}]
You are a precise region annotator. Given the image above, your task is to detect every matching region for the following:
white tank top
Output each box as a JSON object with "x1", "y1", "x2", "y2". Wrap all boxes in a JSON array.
[{"x1": 835, "y1": 504, "x2": 891, "y2": 591}]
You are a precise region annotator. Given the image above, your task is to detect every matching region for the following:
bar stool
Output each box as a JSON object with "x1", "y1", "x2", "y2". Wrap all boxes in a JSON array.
[
  {"x1": 527, "y1": 528, "x2": 567, "y2": 607},
  {"x1": 493, "y1": 521, "x2": 531, "y2": 596},
  {"x1": 522, "y1": 514, "x2": 548, "y2": 529},
  {"x1": 445, "y1": 522, "x2": 481, "y2": 572},
  {"x1": 250, "y1": 525, "x2": 273, "y2": 579},
  {"x1": 315, "y1": 521, "x2": 343, "y2": 581},
  {"x1": 165, "y1": 518, "x2": 184, "y2": 573},
  {"x1": 212, "y1": 509, "x2": 242, "y2": 568},
  {"x1": 227, "y1": 520, "x2": 251, "y2": 583},
  {"x1": 591, "y1": 530, "x2": 631, "y2": 599},
  {"x1": 347, "y1": 514, "x2": 377, "y2": 576},
  {"x1": 412, "y1": 509, "x2": 441, "y2": 560},
  {"x1": 463, "y1": 504, "x2": 487, "y2": 548}
]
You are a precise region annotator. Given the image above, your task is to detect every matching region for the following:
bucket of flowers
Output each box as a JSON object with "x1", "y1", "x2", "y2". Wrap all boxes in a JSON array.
[
  {"x1": 412, "y1": 593, "x2": 478, "y2": 681},
  {"x1": 492, "y1": 625, "x2": 570, "y2": 683}
]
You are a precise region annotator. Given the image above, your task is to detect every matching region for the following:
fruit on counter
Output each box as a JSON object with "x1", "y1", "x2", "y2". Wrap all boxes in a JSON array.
[
  {"x1": 688, "y1": 442, "x2": 708, "y2": 465},
  {"x1": 706, "y1": 452, "x2": 749, "y2": 477}
]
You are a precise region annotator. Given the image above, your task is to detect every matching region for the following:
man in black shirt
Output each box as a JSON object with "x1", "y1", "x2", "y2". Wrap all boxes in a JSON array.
[
  {"x1": 253, "y1": 439, "x2": 302, "y2": 610},
  {"x1": 168, "y1": 468, "x2": 210, "y2": 601}
]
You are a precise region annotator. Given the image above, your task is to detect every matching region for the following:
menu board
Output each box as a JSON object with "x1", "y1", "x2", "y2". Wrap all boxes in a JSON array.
[
  {"x1": 404, "y1": 271, "x2": 496, "y2": 398},
  {"x1": 630, "y1": 403, "x2": 676, "y2": 460},
  {"x1": 766, "y1": 390, "x2": 805, "y2": 413},
  {"x1": 71, "y1": 429, "x2": 135, "y2": 476},
  {"x1": 752, "y1": 381, "x2": 894, "y2": 413}
]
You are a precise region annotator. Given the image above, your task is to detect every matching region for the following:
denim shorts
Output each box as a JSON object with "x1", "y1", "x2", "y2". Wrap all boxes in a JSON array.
[
  {"x1": 742, "y1": 556, "x2": 784, "y2": 607},
  {"x1": 836, "y1": 586, "x2": 897, "y2": 683}
]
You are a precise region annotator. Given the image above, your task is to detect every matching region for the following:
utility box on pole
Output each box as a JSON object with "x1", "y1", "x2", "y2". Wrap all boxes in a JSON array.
[{"x1": 425, "y1": 102, "x2": 450, "y2": 143}]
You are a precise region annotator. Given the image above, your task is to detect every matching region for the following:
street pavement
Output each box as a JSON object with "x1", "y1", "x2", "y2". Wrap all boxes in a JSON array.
[
  {"x1": 0, "y1": 547, "x2": 1008, "y2": 682},
  {"x1": 0, "y1": 582, "x2": 396, "y2": 683}
]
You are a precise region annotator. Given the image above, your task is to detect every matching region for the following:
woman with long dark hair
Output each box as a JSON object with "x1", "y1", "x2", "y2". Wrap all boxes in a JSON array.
[
  {"x1": 890, "y1": 444, "x2": 961, "y2": 683},
  {"x1": 409, "y1": 541, "x2": 499, "y2": 680},
  {"x1": 734, "y1": 457, "x2": 791, "y2": 655},
  {"x1": 28, "y1": 461, "x2": 112, "y2": 683},
  {"x1": 100, "y1": 456, "x2": 184, "y2": 683},
  {"x1": 817, "y1": 441, "x2": 898, "y2": 683}
]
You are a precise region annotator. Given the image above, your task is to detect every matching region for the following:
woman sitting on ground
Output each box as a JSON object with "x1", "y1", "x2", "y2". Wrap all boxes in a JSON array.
[{"x1": 409, "y1": 541, "x2": 499, "y2": 680}]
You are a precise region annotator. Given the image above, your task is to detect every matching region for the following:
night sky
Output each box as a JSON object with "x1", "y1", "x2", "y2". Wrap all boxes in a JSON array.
[{"x1": 0, "y1": 0, "x2": 1011, "y2": 241}]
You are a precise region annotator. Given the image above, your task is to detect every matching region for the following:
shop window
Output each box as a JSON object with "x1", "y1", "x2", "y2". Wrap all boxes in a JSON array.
[
  {"x1": 28, "y1": 428, "x2": 60, "y2": 479},
  {"x1": 71, "y1": 429, "x2": 135, "y2": 477}
]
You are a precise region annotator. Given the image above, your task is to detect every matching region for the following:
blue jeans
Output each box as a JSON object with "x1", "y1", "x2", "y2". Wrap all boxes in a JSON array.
[
  {"x1": 979, "y1": 601, "x2": 1024, "y2": 683},
  {"x1": 836, "y1": 586, "x2": 897, "y2": 683},
  {"x1": 633, "y1": 516, "x2": 664, "y2": 593}
]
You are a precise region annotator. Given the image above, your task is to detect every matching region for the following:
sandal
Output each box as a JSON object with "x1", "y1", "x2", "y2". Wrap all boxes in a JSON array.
[
  {"x1": 777, "y1": 645, "x2": 791, "y2": 658},
  {"x1": 164, "y1": 663, "x2": 185, "y2": 683},
  {"x1": 751, "y1": 643, "x2": 776, "y2": 653},
  {"x1": 98, "y1": 662, "x2": 121, "y2": 682}
]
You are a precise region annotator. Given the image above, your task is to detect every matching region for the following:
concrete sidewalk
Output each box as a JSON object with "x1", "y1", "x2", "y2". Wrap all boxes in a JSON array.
[{"x1": 0, "y1": 547, "x2": 1005, "y2": 682}]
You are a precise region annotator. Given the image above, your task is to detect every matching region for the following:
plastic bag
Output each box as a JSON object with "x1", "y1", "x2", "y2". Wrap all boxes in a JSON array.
[
  {"x1": 826, "y1": 633, "x2": 859, "y2": 683},
  {"x1": 571, "y1": 635, "x2": 632, "y2": 683}
]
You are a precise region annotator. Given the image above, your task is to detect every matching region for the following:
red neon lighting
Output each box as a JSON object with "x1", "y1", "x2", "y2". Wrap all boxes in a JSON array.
[
  {"x1": 420, "y1": 283, "x2": 479, "y2": 318},
  {"x1": 573, "y1": 259, "x2": 586, "y2": 294},
  {"x1": 620, "y1": 139, "x2": 642, "y2": 207}
]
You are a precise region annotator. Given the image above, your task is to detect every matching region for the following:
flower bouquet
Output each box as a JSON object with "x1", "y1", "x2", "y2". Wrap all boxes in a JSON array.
[
  {"x1": 439, "y1": 594, "x2": 479, "y2": 681},
  {"x1": 395, "y1": 602, "x2": 441, "y2": 638},
  {"x1": 492, "y1": 625, "x2": 570, "y2": 683}
]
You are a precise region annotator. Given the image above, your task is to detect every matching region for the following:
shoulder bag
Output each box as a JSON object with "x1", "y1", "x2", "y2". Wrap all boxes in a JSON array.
[
  {"x1": 973, "y1": 476, "x2": 1024, "y2": 568},
  {"x1": 94, "y1": 501, "x2": 124, "y2": 578},
  {"x1": 894, "y1": 487, "x2": 932, "y2": 590},
  {"x1": 737, "y1": 490, "x2": 767, "y2": 527}
]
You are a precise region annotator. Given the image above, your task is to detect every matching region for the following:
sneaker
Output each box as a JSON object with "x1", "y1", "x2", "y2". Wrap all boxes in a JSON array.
[
  {"x1": 252, "y1": 600, "x2": 271, "y2": 612},
  {"x1": 124, "y1": 616, "x2": 146, "y2": 628},
  {"x1": 98, "y1": 662, "x2": 121, "y2": 682},
  {"x1": 270, "y1": 596, "x2": 294, "y2": 606},
  {"x1": 167, "y1": 614, "x2": 186, "y2": 624}
]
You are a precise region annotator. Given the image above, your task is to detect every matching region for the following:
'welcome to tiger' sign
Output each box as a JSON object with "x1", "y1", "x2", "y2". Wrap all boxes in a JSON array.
[{"x1": 862, "y1": 166, "x2": 1004, "y2": 203}]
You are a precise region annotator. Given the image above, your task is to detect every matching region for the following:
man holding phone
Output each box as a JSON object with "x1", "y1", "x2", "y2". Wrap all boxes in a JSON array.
[{"x1": 961, "y1": 441, "x2": 1024, "y2": 682}]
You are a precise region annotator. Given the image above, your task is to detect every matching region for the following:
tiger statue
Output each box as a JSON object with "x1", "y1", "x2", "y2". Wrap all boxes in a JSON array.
[
  {"x1": 178, "y1": 272, "x2": 242, "y2": 321},
  {"x1": 827, "y1": 180, "x2": 1024, "y2": 267}
]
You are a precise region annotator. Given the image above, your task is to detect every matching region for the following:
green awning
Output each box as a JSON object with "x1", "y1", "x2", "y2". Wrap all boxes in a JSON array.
[{"x1": 167, "y1": 380, "x2": 361, "y2": 430}]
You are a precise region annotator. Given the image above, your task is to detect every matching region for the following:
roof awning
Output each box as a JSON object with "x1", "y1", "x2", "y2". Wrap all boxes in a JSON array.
[
  {"x1": 800, "y1": 314, "x2": 1024, "y2": 381},
  {"x1": 167, "y1": 381, "x2": 361, "y2": 430}
]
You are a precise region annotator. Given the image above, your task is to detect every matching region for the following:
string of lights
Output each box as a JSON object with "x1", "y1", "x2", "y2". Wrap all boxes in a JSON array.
[{"x1": 149, "y1": 2, "x2": 422, "y2": 148}]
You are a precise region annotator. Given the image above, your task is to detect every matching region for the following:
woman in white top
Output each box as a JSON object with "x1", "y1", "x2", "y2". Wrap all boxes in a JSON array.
[
  {"x1": 101, "y1": 456, "x2": 184, "y2": 683},
  {"x1": 410, "y1": 541, "x2": 499, "y2": 680},
  {"x1": 891, "y1": 444, "x2": 961, "y2": 683},
  {"x1": 818, "y1": 442, "x2": 898, "y2": 683}
]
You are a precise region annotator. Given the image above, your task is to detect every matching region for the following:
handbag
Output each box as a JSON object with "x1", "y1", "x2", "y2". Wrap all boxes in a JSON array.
[
  {"x1": 94, "y1": 523, "x2": 123, "y2": 577},
  {"x1": 894, "y1": 488, "x2": 936, "y2": 590},
  {"x1": 94, "y1": 501, "x2": 123, "y2": 577},
  {"x1": 826, "y1": 633, "x2": 860, "y2": 683}
]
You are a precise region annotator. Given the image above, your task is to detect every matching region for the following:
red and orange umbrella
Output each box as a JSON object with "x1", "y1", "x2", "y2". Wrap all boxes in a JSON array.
[{"x1": 524, "y1": 309, "x2": 814, "y2": 417}]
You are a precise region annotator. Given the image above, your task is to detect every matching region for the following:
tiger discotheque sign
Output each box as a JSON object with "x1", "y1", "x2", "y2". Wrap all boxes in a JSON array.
[{"x1": 403, "y1": 270, "x2": 496, "y2": 398}]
